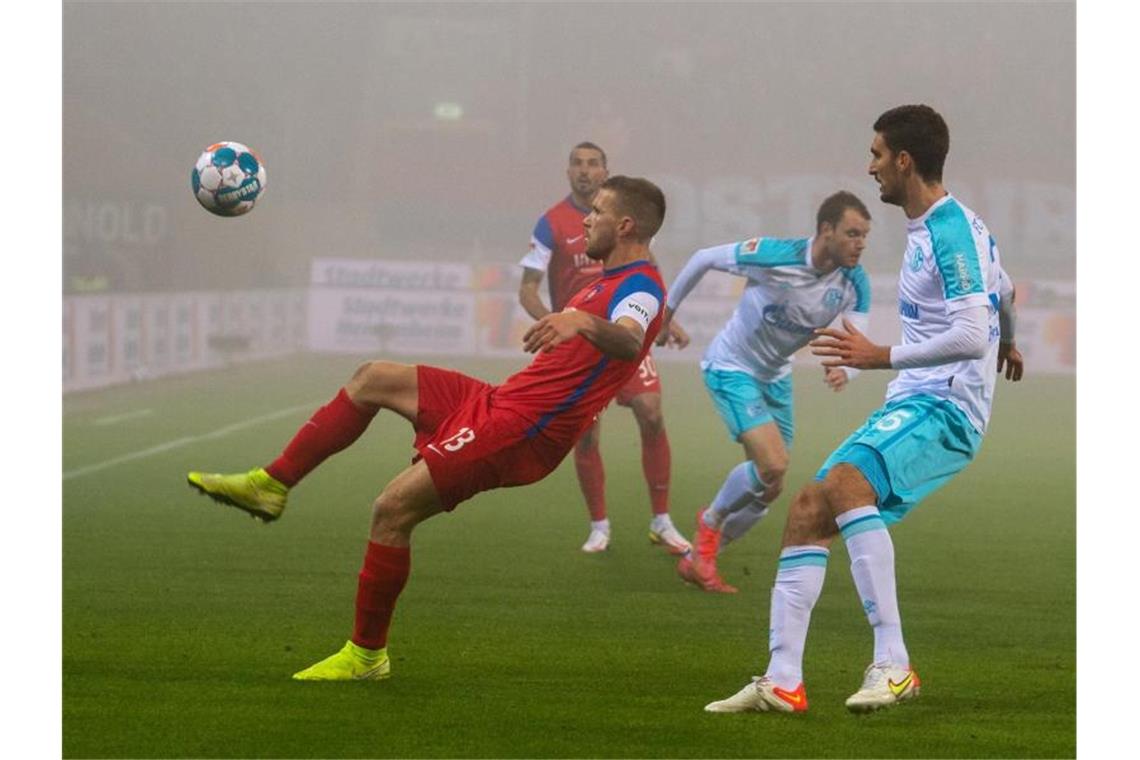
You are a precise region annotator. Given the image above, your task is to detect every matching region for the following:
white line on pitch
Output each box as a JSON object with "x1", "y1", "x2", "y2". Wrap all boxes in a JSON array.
[
  {"x1": 63, "y1": 401, "x2": 319, "y2": 481},
  {"x1": 93, "y1": 408, "x2": 155, "y2": 426}
]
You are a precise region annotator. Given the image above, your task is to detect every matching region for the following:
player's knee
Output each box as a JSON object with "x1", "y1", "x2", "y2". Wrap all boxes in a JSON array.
[
  {"x1": 575, "y1": 427, "x2": 600, "y2": 453},
  {"x1": 760, "y1": 458, "x2": 788, "y2": 486},
  {"x1": 752, "y1": 458, "x2": 787, "y2": 501},
  {"x1": 633, "y1": 398, "x2": 665, "y2": 434},
  {"x1": 760, "y1": 475, "x2": 785, "y2": 504},
  {"x1": 782, "y1": 484, "x2": 833, "y2": 544},
  {"x1": 370, "y1": 490, "x2": 415, "y2": 537},
  {"x1": 347, "y1": 361, "x2": 400, "y2": 403}
]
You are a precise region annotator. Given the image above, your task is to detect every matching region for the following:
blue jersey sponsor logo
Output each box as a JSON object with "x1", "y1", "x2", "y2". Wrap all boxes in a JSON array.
[
  {"x1": 762, "y1": 304, "x2": 814, "y2": 335},
  {"x1": 823, "y1": 287, "x2": 843, "y2": 309},
  {"x1": 899, "y1": 299, "x2": 919, "y2": 319}
]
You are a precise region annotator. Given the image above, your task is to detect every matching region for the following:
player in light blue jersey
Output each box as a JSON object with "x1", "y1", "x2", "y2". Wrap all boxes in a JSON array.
[
  {"x1": 657, "y1": 191, "x2": 873, "y2": 593},
  {"x1": 705, "y1": 105, "x2": 1024, "y2": 715}
]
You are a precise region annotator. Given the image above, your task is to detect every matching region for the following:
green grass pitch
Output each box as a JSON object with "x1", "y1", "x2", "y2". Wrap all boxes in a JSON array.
[{"x1": 63, "y1": 354, "x2": 1075, "y2": 758}]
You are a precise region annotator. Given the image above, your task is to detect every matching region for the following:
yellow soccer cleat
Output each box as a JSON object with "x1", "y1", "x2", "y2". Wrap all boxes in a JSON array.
[
  {"x1": 292, "y1": 641, "x2": 391, "y2": 681},
  {"x1": 187, "y1": 467, "x2": 288, "y2": 522}
]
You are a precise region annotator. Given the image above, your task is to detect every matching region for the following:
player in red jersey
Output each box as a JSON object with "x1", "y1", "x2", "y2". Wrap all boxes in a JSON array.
[
  {"x1": 519, "y1": 142, "x2": 691, "y2": 555},
  {"x1": 188, "y1": 176, "x2": 670, "y2": 681}
]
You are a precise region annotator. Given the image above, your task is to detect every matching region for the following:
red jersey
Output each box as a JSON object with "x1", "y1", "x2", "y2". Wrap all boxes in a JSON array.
[
  {"x1": 520, "y1": 195, "x2": 604, "y2": 311},
  {"x1": 496, "y1": 260, "x2": 665, "y2": 456}
]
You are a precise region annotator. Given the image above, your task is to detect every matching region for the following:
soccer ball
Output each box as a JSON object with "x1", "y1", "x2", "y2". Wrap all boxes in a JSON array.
[{"x1": 191, "y1": 141, "x2": 267, "y2": 217}]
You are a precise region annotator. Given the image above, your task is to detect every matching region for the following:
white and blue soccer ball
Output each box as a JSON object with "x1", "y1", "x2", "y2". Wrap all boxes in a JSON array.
[{"x1": 191, "y1": 141, "x2": 267, "y2": 217}]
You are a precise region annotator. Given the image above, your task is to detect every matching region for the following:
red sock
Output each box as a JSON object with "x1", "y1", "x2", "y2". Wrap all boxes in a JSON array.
[
  {"x1": 574, "y1": 443, "x2": 607, "y2": 521},
  {"x1": 265, "y1": 388, "x2": 376, "y2": 487},
  {"x1": 641, "y1": 426, "x2": 671, "y2": 515},
  {"x1": 352, "y1": 541, "x2": 411, "y2": 650}
]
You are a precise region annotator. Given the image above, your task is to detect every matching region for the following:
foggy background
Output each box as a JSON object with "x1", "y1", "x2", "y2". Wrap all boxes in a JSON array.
[{"x1": 63, "y1": 1, "x2": 1074, "y2": 294}]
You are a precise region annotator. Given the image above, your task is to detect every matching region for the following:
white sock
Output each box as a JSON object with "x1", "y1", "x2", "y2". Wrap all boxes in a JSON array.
[
  {"x1": 704, "y1": 461, "x2": 765, "y2": 529},
  {"x1": 719, "y1": 503, "x2": 769, "y2": 549},
  {"x1": 649, "y1": 513, "x2": 675, "y2": 534},
  {"x1": 836, "y1": 506, "x2": 909, "y2": 666},
  {"x1": 590, "y1": 518, "x2": 610, "y2": 534},
  {"x1": 764, "y1": 545, "x2": 829, "y2": 689}
]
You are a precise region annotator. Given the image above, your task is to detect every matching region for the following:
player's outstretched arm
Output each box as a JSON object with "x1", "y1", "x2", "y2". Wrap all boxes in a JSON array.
[
  {"x1": 812, "y1": 308, "x2": 989, "y2": 371},
  {"x1": 523, "y1": 310, "x2": 644, "y2": 361}
]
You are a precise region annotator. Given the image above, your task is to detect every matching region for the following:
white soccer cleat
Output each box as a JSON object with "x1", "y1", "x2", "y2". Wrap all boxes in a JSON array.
[
  {"x1": 844, "y1": 662, "x2": 921, "y2": 712},
  {"x1": 704, "y1": 676, "x2": 808, "y2": 713},
  {"x1": 649, "y1": 523, "x2": 692, "y2": 555},
  {"x1": 580, "y1": 528, "x2": 610, "y2": 553}
]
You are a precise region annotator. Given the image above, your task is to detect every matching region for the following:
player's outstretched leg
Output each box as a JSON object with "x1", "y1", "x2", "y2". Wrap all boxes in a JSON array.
[
  {"x1": 705, "y1": 484, "x2": 835, "y2": 713},
  {"x1": 186, "y1": 362, "x2": 418, "y2": 522},
  {"x1": 704, "y1": 677, "x2": 808, "y2": 713},
  {"x1": 187, "y1": 468, "x2": 288, "y2": 522}
]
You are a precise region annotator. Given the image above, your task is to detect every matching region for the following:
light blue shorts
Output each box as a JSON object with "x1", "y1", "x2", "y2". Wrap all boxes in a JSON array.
[
  {"x1": 702, "y1": 368, "x2": 794, "y2": 446},
  {"x1": 815, "y1": 394, "x2": 982, "y2": 525}
]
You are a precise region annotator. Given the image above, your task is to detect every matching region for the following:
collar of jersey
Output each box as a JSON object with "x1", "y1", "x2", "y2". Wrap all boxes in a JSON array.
[
  {"x1": 603, "y1": 260, "x2": 651, "y2": 277},
  {"x1": 906, "y1": 192, "x2": 955, "y2": 229},
  {"x1": 565, "y1": 194, "x2": 591, "y2": 213}
]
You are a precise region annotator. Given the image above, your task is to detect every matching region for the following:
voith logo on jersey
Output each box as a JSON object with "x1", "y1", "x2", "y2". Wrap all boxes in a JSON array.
[{"x1": 954, "y1": 253, "x2": 973, "y2": 290}]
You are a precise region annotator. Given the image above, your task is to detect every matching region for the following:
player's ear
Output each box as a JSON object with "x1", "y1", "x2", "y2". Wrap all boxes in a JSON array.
[{"x1": 896, "y1": 150, "x2": 912, "y2": 174}]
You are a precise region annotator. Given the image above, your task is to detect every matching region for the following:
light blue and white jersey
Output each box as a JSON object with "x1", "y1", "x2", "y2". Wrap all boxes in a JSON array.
[
  {"x1": 887, "y1": 194, "x2": 1002, "y2": 433},
  {"x1": 668, "y1": 237, "x2": 871, "y2": 382}
]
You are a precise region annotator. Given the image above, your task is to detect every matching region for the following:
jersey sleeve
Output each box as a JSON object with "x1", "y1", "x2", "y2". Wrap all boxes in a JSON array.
[
  {"x1": 664, "y1": 243, "x2": 737, "y2": 309},
  {"x1": 733, "y1": 237, "x2": 810, "y2": 270},
  {"x1": 607, "y1": 272, "x2": 664, "y2": 331},
  {"x1": 519, "y1": 215, "x2": 554, "y2": 271},
  {"x1": 925, "y1": 204, "x2": 987, "y2": 313},
  {"x1": 890, "y1": 305, "x2": 989, "y2": 368}
]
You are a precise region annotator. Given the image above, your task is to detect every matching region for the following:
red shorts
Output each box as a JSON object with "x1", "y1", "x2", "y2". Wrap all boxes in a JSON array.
[
  {"x1": 412, "y1": 365, "x2": 566, "y2": 511},
  {"x1": 615, "y1": 353, "x2": 663, "y2": 406}
]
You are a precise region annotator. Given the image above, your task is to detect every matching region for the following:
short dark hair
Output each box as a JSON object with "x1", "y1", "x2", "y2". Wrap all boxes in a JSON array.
[
  {"x1": 601, "y1": 175, "x2": 666, "y2": 241},
  {"x1": 816, "y1": 191, "x2": 871, "y2": 233},
  {"x1": 873, "y1": 104, "x2": 950, "y2": 182},
  {"x1": 570, "y1": 141, "x2": 607, "y2": 168}
]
